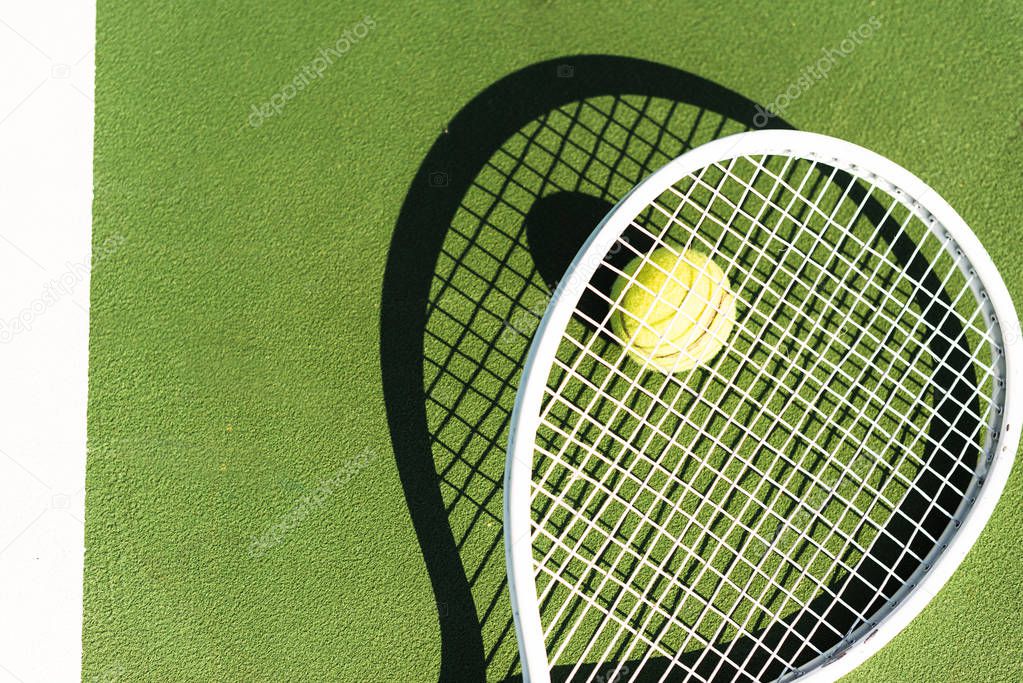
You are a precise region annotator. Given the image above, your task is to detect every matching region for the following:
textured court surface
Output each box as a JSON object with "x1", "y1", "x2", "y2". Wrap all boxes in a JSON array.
[{"x1": 84, "y1": 2, "x2": 1023, "y2": 681}]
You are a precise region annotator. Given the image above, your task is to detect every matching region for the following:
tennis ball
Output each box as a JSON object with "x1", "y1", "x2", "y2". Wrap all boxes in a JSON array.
[{"x1": 610, "y1": 247, "x2": 736, "y2": 374}]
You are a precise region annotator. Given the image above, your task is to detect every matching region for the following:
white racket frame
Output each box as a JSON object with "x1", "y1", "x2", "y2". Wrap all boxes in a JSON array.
[{"x1": 505, "y1": 130, "x2": 1020, "y2": 683}]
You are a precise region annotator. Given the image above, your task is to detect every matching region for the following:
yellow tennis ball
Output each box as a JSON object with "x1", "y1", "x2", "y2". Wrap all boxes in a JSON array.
[{"x1": 610, "y1": 247, "x2": 736, "y2": 373}]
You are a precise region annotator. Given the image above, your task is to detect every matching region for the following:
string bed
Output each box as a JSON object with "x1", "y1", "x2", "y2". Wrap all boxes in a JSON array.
[{"x1": 526, "y1": 152, "x2": 1001, "y2": 682}]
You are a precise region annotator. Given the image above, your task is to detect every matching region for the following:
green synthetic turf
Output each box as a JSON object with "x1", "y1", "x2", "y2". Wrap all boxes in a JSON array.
[{"x1": 84, "y1": 1, "x2": 1023, "y2": 681}]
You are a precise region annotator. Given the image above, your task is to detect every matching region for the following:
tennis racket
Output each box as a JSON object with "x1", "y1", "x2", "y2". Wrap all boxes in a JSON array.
[{"x1": 504, "y1": 130, "x2": 1020, "y2": 682}]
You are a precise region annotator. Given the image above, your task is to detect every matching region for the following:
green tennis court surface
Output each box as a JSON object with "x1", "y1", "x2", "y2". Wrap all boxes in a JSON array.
[{"x1": 84, "y1": 2, "x2": 1023, "y2": 681}]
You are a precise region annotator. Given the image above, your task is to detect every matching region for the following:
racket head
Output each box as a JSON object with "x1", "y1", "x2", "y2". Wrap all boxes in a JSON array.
[{"x1": 505, "y1": 130, "x2": 1020, "y2": 682}]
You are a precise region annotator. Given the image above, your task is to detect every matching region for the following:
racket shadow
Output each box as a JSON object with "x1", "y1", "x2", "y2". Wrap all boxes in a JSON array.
[{"x1": 380, "y1": 55, "x2": 796, "y2": 681}]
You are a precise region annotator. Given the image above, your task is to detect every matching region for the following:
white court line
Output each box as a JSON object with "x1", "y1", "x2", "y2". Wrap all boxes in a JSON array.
[{"x1": 0, "y1": 2, "x2": 94, "y2": 681}]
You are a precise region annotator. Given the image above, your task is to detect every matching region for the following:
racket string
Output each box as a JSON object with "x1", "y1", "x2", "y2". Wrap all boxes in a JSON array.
[
  {"x1": 528, "y1": 152, "x2": 998, "y2": 681},
  {"x1": 540, "y1": 158, "x2": 851, "y2": 666}
]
